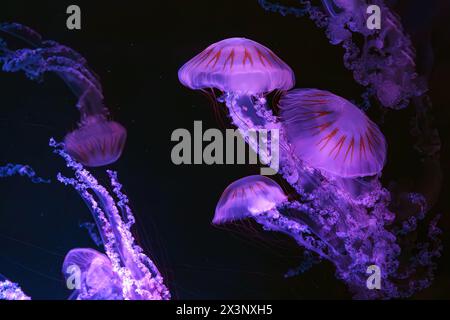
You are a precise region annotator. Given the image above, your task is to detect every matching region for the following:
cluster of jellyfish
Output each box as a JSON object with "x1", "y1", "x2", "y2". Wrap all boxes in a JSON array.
[
  {"x1": 0, "y1": 23, "x2": 169, "y2": 300},
  {"x1": 0, "y1": 0, "x2": 443, "y2": 300},
  {"x1": 177, "y1": 1, "x2": 442, "y2": 299}
]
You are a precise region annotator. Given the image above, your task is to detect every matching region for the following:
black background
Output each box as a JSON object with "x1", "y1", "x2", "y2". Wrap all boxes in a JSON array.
[{"x1": 0, "y1": 0, "x2": 449, "y2": 299}]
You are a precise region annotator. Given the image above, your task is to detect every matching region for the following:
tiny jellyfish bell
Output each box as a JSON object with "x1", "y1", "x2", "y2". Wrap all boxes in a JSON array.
[
  {"x1": 64, "y1": 115, "x2": 127, "y2": 167},
  {"x1": 213, "y1": 175, "x2": 287, "y2": 225},
  {"x1": 62, "y1": 248, "x2": 122, "y2": 300},
  {"x1": 279, "y1": 89, "x2": 387, "y2": 178},
  {"x1": 178, "y1": 37, "x2": 295, "y2": 94}
]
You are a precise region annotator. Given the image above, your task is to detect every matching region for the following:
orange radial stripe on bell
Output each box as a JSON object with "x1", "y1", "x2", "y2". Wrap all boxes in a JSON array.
[
  {"x1": 359, "y1": 135, "x2": 367, "y2": 160},
  {"x1": 301, "y1": 110, "x2": 332, "y2": 120},
  {"x1": 344, "y1": 137, "x2": 355, "y2": 163},
  {"x1": 367, "y1": 124, "x2": 381, "y2": 143},
  {"x1": 206, "y1": 49, "x2": 222, "y2": 68},
  {"x1": 329, "y1": 135, "x2": 346, "y2": 159},
  {"x1": 243, "y1": 48, "x2": 254, "y2": 66},
  {"x1": 255, "y1": 47, "x2": 272, "y2": 67},
  {"x1": 223, "y1": 49, "x2": 235, "y2": 70},
  {"x1": 299, "y1": 99, "x2": 329, "y2": 103},
  {"x1": 365, "y1": 131, "x2": 376, "y2": 155},
  {"x1": 194, "y1": 48, "x2": 213, "y2": 67},
  {"x1": 311, "y1": 121, "x2": 333, "y2": 135},
  {"x1": 317, "y1": 128, "x2": 339, "y2": 151}
]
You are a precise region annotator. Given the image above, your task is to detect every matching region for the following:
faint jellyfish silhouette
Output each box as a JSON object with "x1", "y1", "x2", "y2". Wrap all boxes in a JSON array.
[
  {"x1": 213, "y1": 175, "x2": 287, "y2": 224},
  {"x1": 62, "y1": 248, "x2": 122, "y2": 300},
  {"x1": 0, "y1": 23, "x2": 127, "y2": 167}
]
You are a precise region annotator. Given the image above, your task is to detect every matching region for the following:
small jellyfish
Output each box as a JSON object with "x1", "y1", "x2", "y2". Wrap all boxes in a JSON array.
[
  {"x1": 279, "y1": 89, "x2": 387, "y2": 178},
  {"x1": 213, "y1": 175, "x2": 333, "y2": 260},
  {"x1": 62, "y1": 248, "x2": 122, "y2": 300},
  {"x1": 0, "y1": 23, "x2": 127, "y2": 167},
  {"x1": 213, "y1": 175, "x2": 287, "y2": 224},
  {"x1": 64, "y1": 115, "x2": 126, "y2": 167}
]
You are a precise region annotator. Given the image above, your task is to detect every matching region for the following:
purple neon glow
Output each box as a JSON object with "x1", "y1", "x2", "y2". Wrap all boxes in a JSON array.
[
  {"x1": 178, "y1": 37, "x2": 295, "y2": 94},
  {"x1": 50, "y1": 139, "x2": 170, "y2": 300},
  {"x1": 63, "y1": 248, "x2": 122, "y2": 300},
  {"x1": 178, "y1": 32, "x2": 441, "y2": 298},
  {"x1": 0, "y1": 23, "x2": 127, "y2": 167},
  {"x1": 280, "y1": 89, "x2": 387, "y2": 178},
  {"x1": 213, "y1": 175, "x2": 287, "y2": 224},
  {"x1": 64, "y1": 116, "x2": 126, "y2": 167}
]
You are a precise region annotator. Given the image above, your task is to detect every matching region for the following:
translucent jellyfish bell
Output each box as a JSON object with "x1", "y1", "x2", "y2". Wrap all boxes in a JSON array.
[
  {"x1": 178, "y1": 37, "x2": 295, "y2": 94},
  {"x1": 62, "y1": 248, "x2": 122, "y2": 300},
  {"x1": 213, "y1": 175, "x2": 287, "y2": 224},
  {"x1": 61, "y1": 71, "x2": 127, "y2": 167},
  {"x1": 280, "y1": 89, "x2": 387, "y2": 178},
  {"x1": 64, "y1": 115, "x2": 127, "y2": 167}
]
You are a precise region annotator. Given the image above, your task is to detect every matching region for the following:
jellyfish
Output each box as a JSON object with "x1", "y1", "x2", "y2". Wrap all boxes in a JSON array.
[
  {"x1": 258, "y1": 0, "x2": 426, "y2": 110},
  {"x1": 179, "y1": 37, "x2": 299, "y2": 177},
  {"x1": 280, "y1": 89, "x2": 387, "y2": 178},
  {"x1": 178, "y1": 37, "x2": 294, "y2": 95},
  {"x1": 0, "y1": 274, "x2": 30, "y2": 300},
  {"x1": 50, "y1": 139, "x2": 170, "y2": 300},
  {"x1": 279, "y1": 89, "x2": 387, "y2": 196},
  {"x1": 213, "y1": 175, "x2": 287, "y2": 224},
  {"x1": 0, "y1": 23, "x2": 126, "y2": 167},
  {"x1": 252, "y1": 0, "x2": 441, "y2": 299},
  {"x1": 62, "y1": 248, "x2": 122, "y2": 300},
  {"x1": 213, "y1": 175, "x2": 334, "y2": 260},
  {"x1": 179, "y1": 36, "x2": 441, "y2": 298}
]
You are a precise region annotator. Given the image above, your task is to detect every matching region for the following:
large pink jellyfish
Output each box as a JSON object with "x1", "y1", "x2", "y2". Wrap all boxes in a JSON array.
[
  {"x1": 0, "y1": 23, "x2": 126, "y2": 167},
  {"x1": 280, "y1": 89, "x2": 387, "y2": 178}
]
